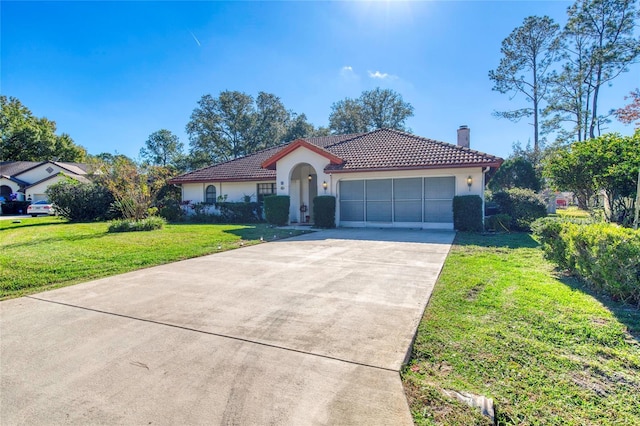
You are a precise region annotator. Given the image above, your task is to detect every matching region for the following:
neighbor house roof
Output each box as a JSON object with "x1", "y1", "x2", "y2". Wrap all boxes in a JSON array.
[
  {"x1": 0, "y1": 161, "x2": 89, "y2": 178},
  {"x1": 169, "y1": 128, "x2": 502, "y2": 184},
  {"x1": 24, "y1": 172, "x2": 91, "y2": 190}
]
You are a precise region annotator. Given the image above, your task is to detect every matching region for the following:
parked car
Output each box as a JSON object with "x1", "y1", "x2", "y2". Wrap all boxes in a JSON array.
[{"x1": 27, "y1": 200, "x2": 56, "y2": 217}]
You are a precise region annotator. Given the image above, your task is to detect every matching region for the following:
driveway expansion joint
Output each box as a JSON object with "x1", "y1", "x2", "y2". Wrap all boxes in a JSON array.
[{"x1": 26, "y1": 295, "x2": 400, "y2": 373}]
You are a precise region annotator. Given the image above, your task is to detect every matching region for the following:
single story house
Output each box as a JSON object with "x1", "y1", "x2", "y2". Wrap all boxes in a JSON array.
[
  {"x1": 169, "y1": 127, "x2": 503, "y2": 229},
  {"x1": 0, "y1": 161, "x2": 90, "y2": 202}
]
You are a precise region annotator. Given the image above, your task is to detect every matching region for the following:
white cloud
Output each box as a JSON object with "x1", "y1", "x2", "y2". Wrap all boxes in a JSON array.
[
  {"x1": 368, "y1": 70, "x2": 398, "y2": 80},
  {"x1": 340, "y1": 65, "x2": 360, "y2": 82}
]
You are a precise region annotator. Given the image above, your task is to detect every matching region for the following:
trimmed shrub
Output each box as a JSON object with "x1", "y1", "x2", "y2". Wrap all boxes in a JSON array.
[
  {"x1": 218, "y1": 202, "x2": 262, "y2": 223},
  {"x1": 46, "y1": 180, "x2": 116, "y2": 222},
  {"x1": 108, "y1": 216, "x2": 166, "y2": 233},
  {"x1": 313, "y1": 196, "x2": 336, "y2": 228},
  {"x1": 453, "y1": 195, "x2": 483, "y2": 232},
  {"x1": 532, "y1": 219, "x2": 640, "y2": 306},
  {"x1": 1, "y1": 201, "x2": 31, "y2": 215},
  {"x1": 157, "y1": 198, "x2": 184, "y2": 222},
  {"x1": 485, "y1": 214, "x2": 512, "y2": 232},
  {"x1": 491, "y1": 188, "x2": 546, "y2": 231},
  {"x1": 264, "y1": 195, "x2": 290, "y2": 226}
]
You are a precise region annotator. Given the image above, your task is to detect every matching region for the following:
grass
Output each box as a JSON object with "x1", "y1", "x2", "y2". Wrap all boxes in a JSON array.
[
  {"x1": 0, "y1": 216, "x2": 308, "y2": 299},
  {"x1": 403, "y1": 232, "x2": 640, "y2": 425},
  {"x1": 555, "y1": 206, "x2": 591, "y2": 218}
]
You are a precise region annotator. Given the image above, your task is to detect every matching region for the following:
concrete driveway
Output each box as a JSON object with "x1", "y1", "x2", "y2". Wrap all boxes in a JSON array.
[{"x1": 1, "y1": 228, "x2": 454, "y2": 425}]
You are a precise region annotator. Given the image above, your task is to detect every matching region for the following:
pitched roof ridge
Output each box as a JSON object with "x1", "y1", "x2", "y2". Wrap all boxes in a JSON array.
[{"x1": 383, "y1": 127, "x2": 500, "y2": 160}]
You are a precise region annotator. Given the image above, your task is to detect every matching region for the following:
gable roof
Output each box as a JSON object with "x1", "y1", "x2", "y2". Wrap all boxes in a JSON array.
[
  {"x1": 169, "y1": 129, "x2": 503, "y2": 184},
  {"x1": 261, "y1": 139, "x2": 344, "y2": 170},
  {"x1": 24, "y1": 172, "x2": 91, "y2": 190},
  {"x1": 0, "y1": 161, "x2": 89, "y2": 178}
]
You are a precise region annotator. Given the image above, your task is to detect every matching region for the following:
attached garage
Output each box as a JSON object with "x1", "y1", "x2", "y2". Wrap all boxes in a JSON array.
[{"x1": 338, "y1": 177, "x2": 456, "y2": 227}]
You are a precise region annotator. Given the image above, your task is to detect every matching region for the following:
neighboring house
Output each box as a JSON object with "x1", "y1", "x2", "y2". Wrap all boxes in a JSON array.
[
  {"x1": 0, "y1": 161, "x2": 91, "y2": 202},
  {"x1": 169, "y1": 127, "x2": 503, "y2": 229}
]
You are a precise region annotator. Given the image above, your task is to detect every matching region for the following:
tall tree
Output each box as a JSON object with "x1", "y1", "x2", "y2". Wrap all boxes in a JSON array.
[
  {"x1": 546, "y1": 0, "x2": 640, "y2": 141},
  {"x1": 0, "y1": 95, "x2": 86, "y2": 162},
  {"x1": 250, "y1": 92, "x2": 289, "y2": 153},
  {"x1": 186, "y1": 91, "x2": 254, "y2": 164},
  {"x1": 328, "y1": 88, "x2": 414, "y2": 134},
  {"x1": 489, "y1": 16, "x2": 561, "y2": 156},
  {"x1": 140, "y1": 129, "x2": 184, "y2": 168},
  {"x1": 186, "y1": 91, "x2": 325, "y2": 167},
  {"x1": 614, "y1": 88, "x2": 640, "y2": 128}
]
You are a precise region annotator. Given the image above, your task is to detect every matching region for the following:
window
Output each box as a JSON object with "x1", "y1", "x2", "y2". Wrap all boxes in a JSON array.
[
  {"x1": 205, "y1": 185, "x2": 216, "y2": 204},
  {"x1": 257, "y1": 183, "x2": 277, "y2": 203}
]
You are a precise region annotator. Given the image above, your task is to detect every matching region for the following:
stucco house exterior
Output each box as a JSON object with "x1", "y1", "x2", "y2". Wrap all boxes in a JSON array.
[
  {"x1": 169, "y1": 127, "x2": 503, "y2": 229},
  {"x1": 0, "y1": 161, "x2": 90, "y2": 202}
]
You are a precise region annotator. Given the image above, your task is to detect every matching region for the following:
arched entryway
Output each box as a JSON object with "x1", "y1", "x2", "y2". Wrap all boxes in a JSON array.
[
  {"x1": 289, "y1": 163, "x2": 318, "y2": 224},
  {"x1": 0, "y1": 185, "x2": 13, "y2": 201}
]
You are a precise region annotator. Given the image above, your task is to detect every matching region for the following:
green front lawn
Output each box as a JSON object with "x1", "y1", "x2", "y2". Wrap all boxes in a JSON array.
[
  {"x1": 403, "y1": 233, "x2": 640, "y2": 425},
  {"x1": 0, "y1": 217, "x2": 307, "y2": 299}
]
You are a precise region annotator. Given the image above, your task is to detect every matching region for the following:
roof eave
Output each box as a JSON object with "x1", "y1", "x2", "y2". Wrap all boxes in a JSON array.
[{"x1": 325, "y1": 161, "x2": 503, "y2": 174}]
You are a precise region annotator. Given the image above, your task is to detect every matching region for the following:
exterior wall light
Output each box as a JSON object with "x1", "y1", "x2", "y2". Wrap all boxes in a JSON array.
[
  {"x1": 308, "y1": 174, "x2": 313, "y2": 181},
  {"x1": 467, "y1": 176, "x2": 473, "y2": 190},
  {"x1": 322, "y1": 181, "x2": 328, "y2": 192}
]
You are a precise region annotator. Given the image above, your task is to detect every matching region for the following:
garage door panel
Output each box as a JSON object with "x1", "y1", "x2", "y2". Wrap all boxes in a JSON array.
[
  {"x1": 425, "y1": 200, "x2": 453, "y2": 223},
  {"x1": 341, "y1": 201, "x2": 364, "y2": 221},
  {"x1": 394, "y1": 201, "x2": 422, "y2": 222},
  {"x1": 366, "y1": 201, "x2": 392, "y2": 222}
]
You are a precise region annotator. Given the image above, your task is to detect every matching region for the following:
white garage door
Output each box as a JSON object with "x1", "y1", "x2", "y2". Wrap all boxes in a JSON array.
[{"x1": 339, "y1": 177, "x2": 455, "y2": 225}]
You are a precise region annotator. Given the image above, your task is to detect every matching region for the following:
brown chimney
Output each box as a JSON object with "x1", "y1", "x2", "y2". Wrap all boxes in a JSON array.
[{"x1": 457, "y1": 125, "x2": 470, "y2": 148}]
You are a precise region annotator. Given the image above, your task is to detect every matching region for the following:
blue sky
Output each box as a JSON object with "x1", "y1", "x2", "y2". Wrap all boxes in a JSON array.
[{"x1": 2, "y1": 1, "x2": 638, "y2": 161}]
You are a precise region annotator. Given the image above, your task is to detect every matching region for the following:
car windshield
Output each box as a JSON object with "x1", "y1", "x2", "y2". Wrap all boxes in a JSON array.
[{"x1": 34, "y1": 201, "x2": 49, "y2": 204}]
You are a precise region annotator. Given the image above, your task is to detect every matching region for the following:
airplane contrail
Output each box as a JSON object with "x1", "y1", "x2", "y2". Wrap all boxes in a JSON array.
[{"x1": 188, "y1": 30, "x2": 201, "y2": 47}]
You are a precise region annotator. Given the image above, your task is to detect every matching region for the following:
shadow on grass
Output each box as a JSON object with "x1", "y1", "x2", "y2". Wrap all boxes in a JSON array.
[
  {"x1": 557, "y1": 273, "x2": 640, "y2": 342},
  {"x1": 0, "y1": 220, "x2": 72, "y2": 232}
]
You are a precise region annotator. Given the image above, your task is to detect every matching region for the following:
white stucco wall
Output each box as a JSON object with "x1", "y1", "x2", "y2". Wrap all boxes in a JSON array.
[
  {"x1": 274, "y1": 147, "x2": 333, "y2": 199},
  {"x1": 181, "y1": 181, "x2": 275, "y2": 204},
  {"x1": 25, "y1": 175, "x2": 73, "y2": 201},
  {"x1": 15, "y1": 163, "x2": 74, "y2": 185},
  {"x1": 0, "y1": 179, "x2": 21, "y2": 198}
]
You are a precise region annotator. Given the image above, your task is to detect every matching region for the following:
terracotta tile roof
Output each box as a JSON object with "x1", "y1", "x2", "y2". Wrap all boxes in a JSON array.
[
  {"x1": 324, "y1": 129, "x2": 502, "y2": 172},
  {"x1": 169, "y1": 146, "x2": 282, "y2": 183},
  {"x1": 169, "y1": 129, "x2": 503, "y2": 183}
]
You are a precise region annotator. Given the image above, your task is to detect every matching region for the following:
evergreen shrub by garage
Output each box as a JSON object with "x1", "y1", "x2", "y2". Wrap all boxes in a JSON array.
[
  {"x1": 264, "y1": 195, "x2": 290, "y2": 226},
  {"x1": 313, "y1": 196, "x2": 336, "y2": 228},
  {"x1": 491, "y1": 188, "x2": 546, "y2": 231},
  {"x1": 46, "y1": 180, "x2": 115, "y2": 222},
  {"x1": 532, "y1": 218, "x2": 640, "y2": 306},
  {"x1": 453, "y1": 195, "x2": 483, "y2": 232}
]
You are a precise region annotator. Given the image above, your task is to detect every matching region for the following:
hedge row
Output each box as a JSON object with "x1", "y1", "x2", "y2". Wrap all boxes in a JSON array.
[{"x1": 532, "y1": 218, "x2": 640, "y2": 307}]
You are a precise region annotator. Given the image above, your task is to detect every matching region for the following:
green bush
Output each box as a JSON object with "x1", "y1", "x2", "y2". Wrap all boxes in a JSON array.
[
  {"x1": 157, "y1": 198, "x2": 184, "y2": 222},
  {"x1": 485, "y1": 214, "x2": 512, "y2": 232},
  {"x1": 46, "y1": 180, "x2": 116, "y2": 222},
  {"x1": 453, "y1": 195, "x2": 483, "y2": 232},
  {"x1": 218, "y1": 202, "x2": 262, "y2": 223},
  {"x1": 108, "y1": 216, "x2": 166, "y2": 233},
  {"x1": 1, "y1": 201, "x2": 31, "y2": 215},
  {"x1": 491, "y1": 188, "x2": 546, "y2": 231},
  {"x1": 264, "y1": 195, "x2": 290, "y2": 226},
  {"x1": 532, "y1": 219, "x2": 640, "y2": 306},
  {"x1": 313, "y1": 196, "x2": 336, "y2": 228}
]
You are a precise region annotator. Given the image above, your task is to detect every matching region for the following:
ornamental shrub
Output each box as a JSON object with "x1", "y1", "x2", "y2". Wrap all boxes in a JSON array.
[
  {"x1": 452, "y1": 195, "x2": 483, "y2": 232},
  {"x1": 485, "y1": 214, "x2": 512, "y2": 232},
  {"x1": 491, "y1": 188, "x2": 546, "y2": 231},
  {"x1": 313, "y1": 196, "x2": 336, "y2": 228},
  {"x1": 218, "y1": 202, "x2": 262, "y2": 223},
  {"x1": 532, "y1": 219, "x2": 640, "y2": 306},
  {"x1": 46, "y1": 180, "x2": 116, "y2": 222},
  {"x1": 108, "y1": 216, "x2": 166, "y2": 232},
  {"x1": 264, "y1": 195, "x2": 290, "y2": 226}
]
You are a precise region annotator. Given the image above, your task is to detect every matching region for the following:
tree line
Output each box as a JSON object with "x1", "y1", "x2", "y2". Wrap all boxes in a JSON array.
[
  {"x1": 0, "y1": 88, "x2": 414, "y2": 172},
  {"x1": 489, "y1": 0, "x2": 639, "y2": 154}
]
